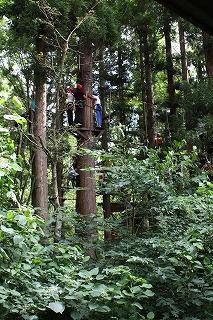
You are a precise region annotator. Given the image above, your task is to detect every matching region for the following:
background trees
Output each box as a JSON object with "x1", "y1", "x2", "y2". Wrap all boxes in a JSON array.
[{"x1": 0, "y1": 0, "x2": 213, "y2": 319}]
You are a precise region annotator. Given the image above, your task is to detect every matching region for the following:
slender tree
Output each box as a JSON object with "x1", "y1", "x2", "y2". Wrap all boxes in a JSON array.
[
  {"x1": 178, "y1": 19, "x2": 188, "y2": 82},
  {"x1": 141, "y1": 24, "x2": 156, "y2": 148},
  {"x1": 163, "y1": 12, "x2": 179, "y2": 139},
  {"x1": 203, "y1": 31, "x2": 213, "y2": 78}
]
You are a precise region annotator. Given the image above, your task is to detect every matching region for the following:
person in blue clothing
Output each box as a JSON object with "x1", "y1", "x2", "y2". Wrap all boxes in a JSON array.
[{"x1": 92, "y1": 91, "x2": 102, "y2": 128}]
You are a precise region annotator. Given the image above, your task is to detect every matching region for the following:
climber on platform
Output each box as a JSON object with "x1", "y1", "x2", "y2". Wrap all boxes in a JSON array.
[
  {"x1": 66, "y1": 87, "x2": 75, "y2": 125},
  {"x1": 92, "y1": 90, "x2": 102, "y2": 128},
  {"x1": 71, "y1": 83, "x2": 86, "y2": 126},
  {"x1": 67, "y1": 166, "x2": 79, "y2": 188}
]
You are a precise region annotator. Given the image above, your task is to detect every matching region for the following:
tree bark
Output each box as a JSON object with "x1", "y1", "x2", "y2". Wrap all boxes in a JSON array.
[
  {"x1": 203, "y1": 31, "x2": 213, "y2": 78},
  {"x1": 139, "y1": 33, "x2": 146, "y2": 143},
  {"x1": 99, "y1": 48, "x2": 112, "y2": 241},
  {"x1": 178, "y1": 20, "x2": 188, "y2": 82},
  {"x1": 76, "y1": 39, "x2": 97, "y2": 242},
  {"x1": 141, "y1": 26, "x2": 156, "y2": 148},
  {"x1": 164, "y1": 13, "x2": 177, "y2": 140},
  {"x1": 32, "y1": 37, "x2": 48, "y2": 220},
  {"x1": 164, "y1": 16, "x2": 176, "y2": 116},
  {"x1": 117, "y1": 47, "x2": 126, "y2": 128}
]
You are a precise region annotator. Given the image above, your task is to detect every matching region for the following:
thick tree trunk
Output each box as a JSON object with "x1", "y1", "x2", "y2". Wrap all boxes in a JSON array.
[
  {"x1": 203, "y1": 31, "x2": 213, "y2": 78},
  {"x1": 76, "y1": 40, "x2": 97, "y2": 242},
  {"x1": 32, "y1": 37, "x2": 48, "y2": 220},
  {"x1": 141, "y1": 26, "x2": 156, "y2": 148},
  {"x1": 178, "y1": 20, "x2": 188, "y2": 82}
]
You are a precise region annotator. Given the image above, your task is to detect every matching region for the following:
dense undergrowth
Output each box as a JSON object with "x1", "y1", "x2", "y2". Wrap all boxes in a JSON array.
[{"x1": 0, "y1": 128, "x2": 213, "y2": 320}]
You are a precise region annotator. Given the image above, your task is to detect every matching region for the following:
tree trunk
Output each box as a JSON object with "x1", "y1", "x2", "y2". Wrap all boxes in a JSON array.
[
  {"x1": 76, "y1": 39, "x2": 97, "y2": 242},
  {"x1": 203, "y1": 31, "x2": 213, "y2": 78},
  {"x1": 164, "y1": 13, "x2": 177, "y2": 137},
  {"x1": 138, "y1": 30, "x2": 148, "y2": 144},
  {"x1": 141, "y1": 26, "x2": 156, "y2": 148},
  {"x1": 32, "y1": 37, "x2": 48, "y2": 220},
  {"x1": 178, "y1": 20, "x2": 188, "y2": 81},
  {"x1": 99, "y1": 48, "x2": 112, "y2": 241},
  {"x1": 117, "y1": 47, "x2": 126, "y2": 128}
]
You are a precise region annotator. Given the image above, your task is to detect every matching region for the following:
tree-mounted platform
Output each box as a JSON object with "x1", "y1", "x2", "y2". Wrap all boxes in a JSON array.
[{"x1": 73, "y1": 127, "x2": 104, "y2": 139}]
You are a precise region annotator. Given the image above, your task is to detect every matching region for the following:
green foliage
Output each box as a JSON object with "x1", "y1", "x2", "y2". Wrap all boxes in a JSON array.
[
  {"x1": 0, "y1": 208, "x2": 155, "y2": 320},
  {"x1": 0, "y1": 127, "x2": 21, "y2": 208},
  {"x1": 0, "y1": 138, "x2": 213, "y2": 319},
  {"x1": 105, "y1": 202, "x2": 213, "y2": 319},
  {"x1": 100, "y1": 145, "x2": 203, "y2": 231}
]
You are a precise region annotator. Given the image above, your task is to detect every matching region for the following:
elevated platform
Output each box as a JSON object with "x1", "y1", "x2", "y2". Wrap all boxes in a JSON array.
[{"x1": 75, "y1": 127, "x2": 104, "y2": 139}]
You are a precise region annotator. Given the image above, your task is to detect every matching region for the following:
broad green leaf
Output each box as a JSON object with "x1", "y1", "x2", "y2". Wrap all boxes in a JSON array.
[
  {"x1": 131, "y1": 286, "x2": 141, "y2": 294},
  {"x1": 0, "y1": 126, "x2": 9, "y2": 133},
  {"x1": 89, "y1": 267, "x2": 99, "y2": 276},
  {"x1": 4, "y1": 114, "x2": 24, "y2": 122},
  {"x1": 141, "y1": 283, "x2": 153, "y2": 289},
  {"x1": 16, "y1": 214, "x2": 27, "y2": 226},
  {"x1": 147, "y1": 312, "x2": 155, "y2": 319},
  {"x1": 0, "y1": 157, "x2": 9, "y2": 169},
  {"x1": 88, "y1": 304, "x2": 110, "y2": 313},
  {"x1": 47, "y1": 302, "x2": 65, "y2": 314},
  {"x1": 13, "y1": 235, "x2": 24, "y2": 245},
  {"x1": 78, "y1": 270, "x2": 90, "y2": 278},
  {"x1": 144, "y1": 290, "x2": 154, "y2": 297},
  {"x1": 1, "y1": 225, "x2": 14, "y2": 234}
]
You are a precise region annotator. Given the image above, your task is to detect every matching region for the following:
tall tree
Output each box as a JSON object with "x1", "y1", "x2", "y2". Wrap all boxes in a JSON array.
[
  {"x1": 203, "y1": 31, "x2": 213, "y2": 78},
  {"x1": 31, "y1": 37, "x2": 48, "y2": 219},
  {"x1": 141, "y1": 24, "x2": 156, "y2": 148},
  {"x1": 163, "y1": 12, "x2": 178, "y2": 138},
  {"x1": 75, "y1": 39, "x2": 97, "y2": 241},
  {"x1": 178, "y1": 19, "x2": 188, "y2": 82}
]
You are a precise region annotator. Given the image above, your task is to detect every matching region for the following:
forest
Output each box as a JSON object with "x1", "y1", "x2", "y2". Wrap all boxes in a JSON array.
[{"x1": 0, "y1": 0, "x2": 213, "y2": 319}]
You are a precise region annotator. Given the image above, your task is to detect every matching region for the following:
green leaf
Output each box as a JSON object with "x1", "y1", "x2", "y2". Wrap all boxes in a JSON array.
[
  {"x1": 78, "y1": 270, "x2": 90, "y2": 278},
  {"x1": 12, "y1": 96, "x2": 23, "y2": 109},
  {"x1": 141, "y1": 283, "x2": 153, "y2": 289},
  {"x1": 13, "y1": 235, "x2": 24, "y2": 245},
  {"x1": 90, "y1": 284, "x2": 108, "y2": 297},
  {"x1": 144, "y1": 290, "x2": 154, "y2": 297},
  {"x1": 131, "y1": 286, "x2": 141, "y2": 294},
  {"x1": 89, "y1": 267, "x2": 99, "y2": 276},
  {"x1": 0, "y1": 126, "x2": 9, "y2": 133},
  {"x1": 47, "y1": 302, "x2": 65, "y2": 314},
  {"x1": 147, "y1": 312, "x2": 155, "y2": 319},
  {"x1": 1, "y1": 225, "x2": 14, "y2": 234},
  {"x1": 16, "y1": 214, "x2": 27, "y2": 226},
  {"x1": 132, "y1": 302, "x2": 143, "y2": 310},
  {"x1": 96, "y1": 274, "x2": 105, "y2": 280},
  {"x1": 4, "y1": 114, "x2": 24, "y2": 122},
  {"x1": 88, "y1": 304, "x2": 111, "y2": 313}
]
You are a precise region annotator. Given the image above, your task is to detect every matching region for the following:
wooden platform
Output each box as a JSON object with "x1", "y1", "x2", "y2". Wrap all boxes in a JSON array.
[{"x1": 74, "y1": 127, "x2": 105, "y2": 139}]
